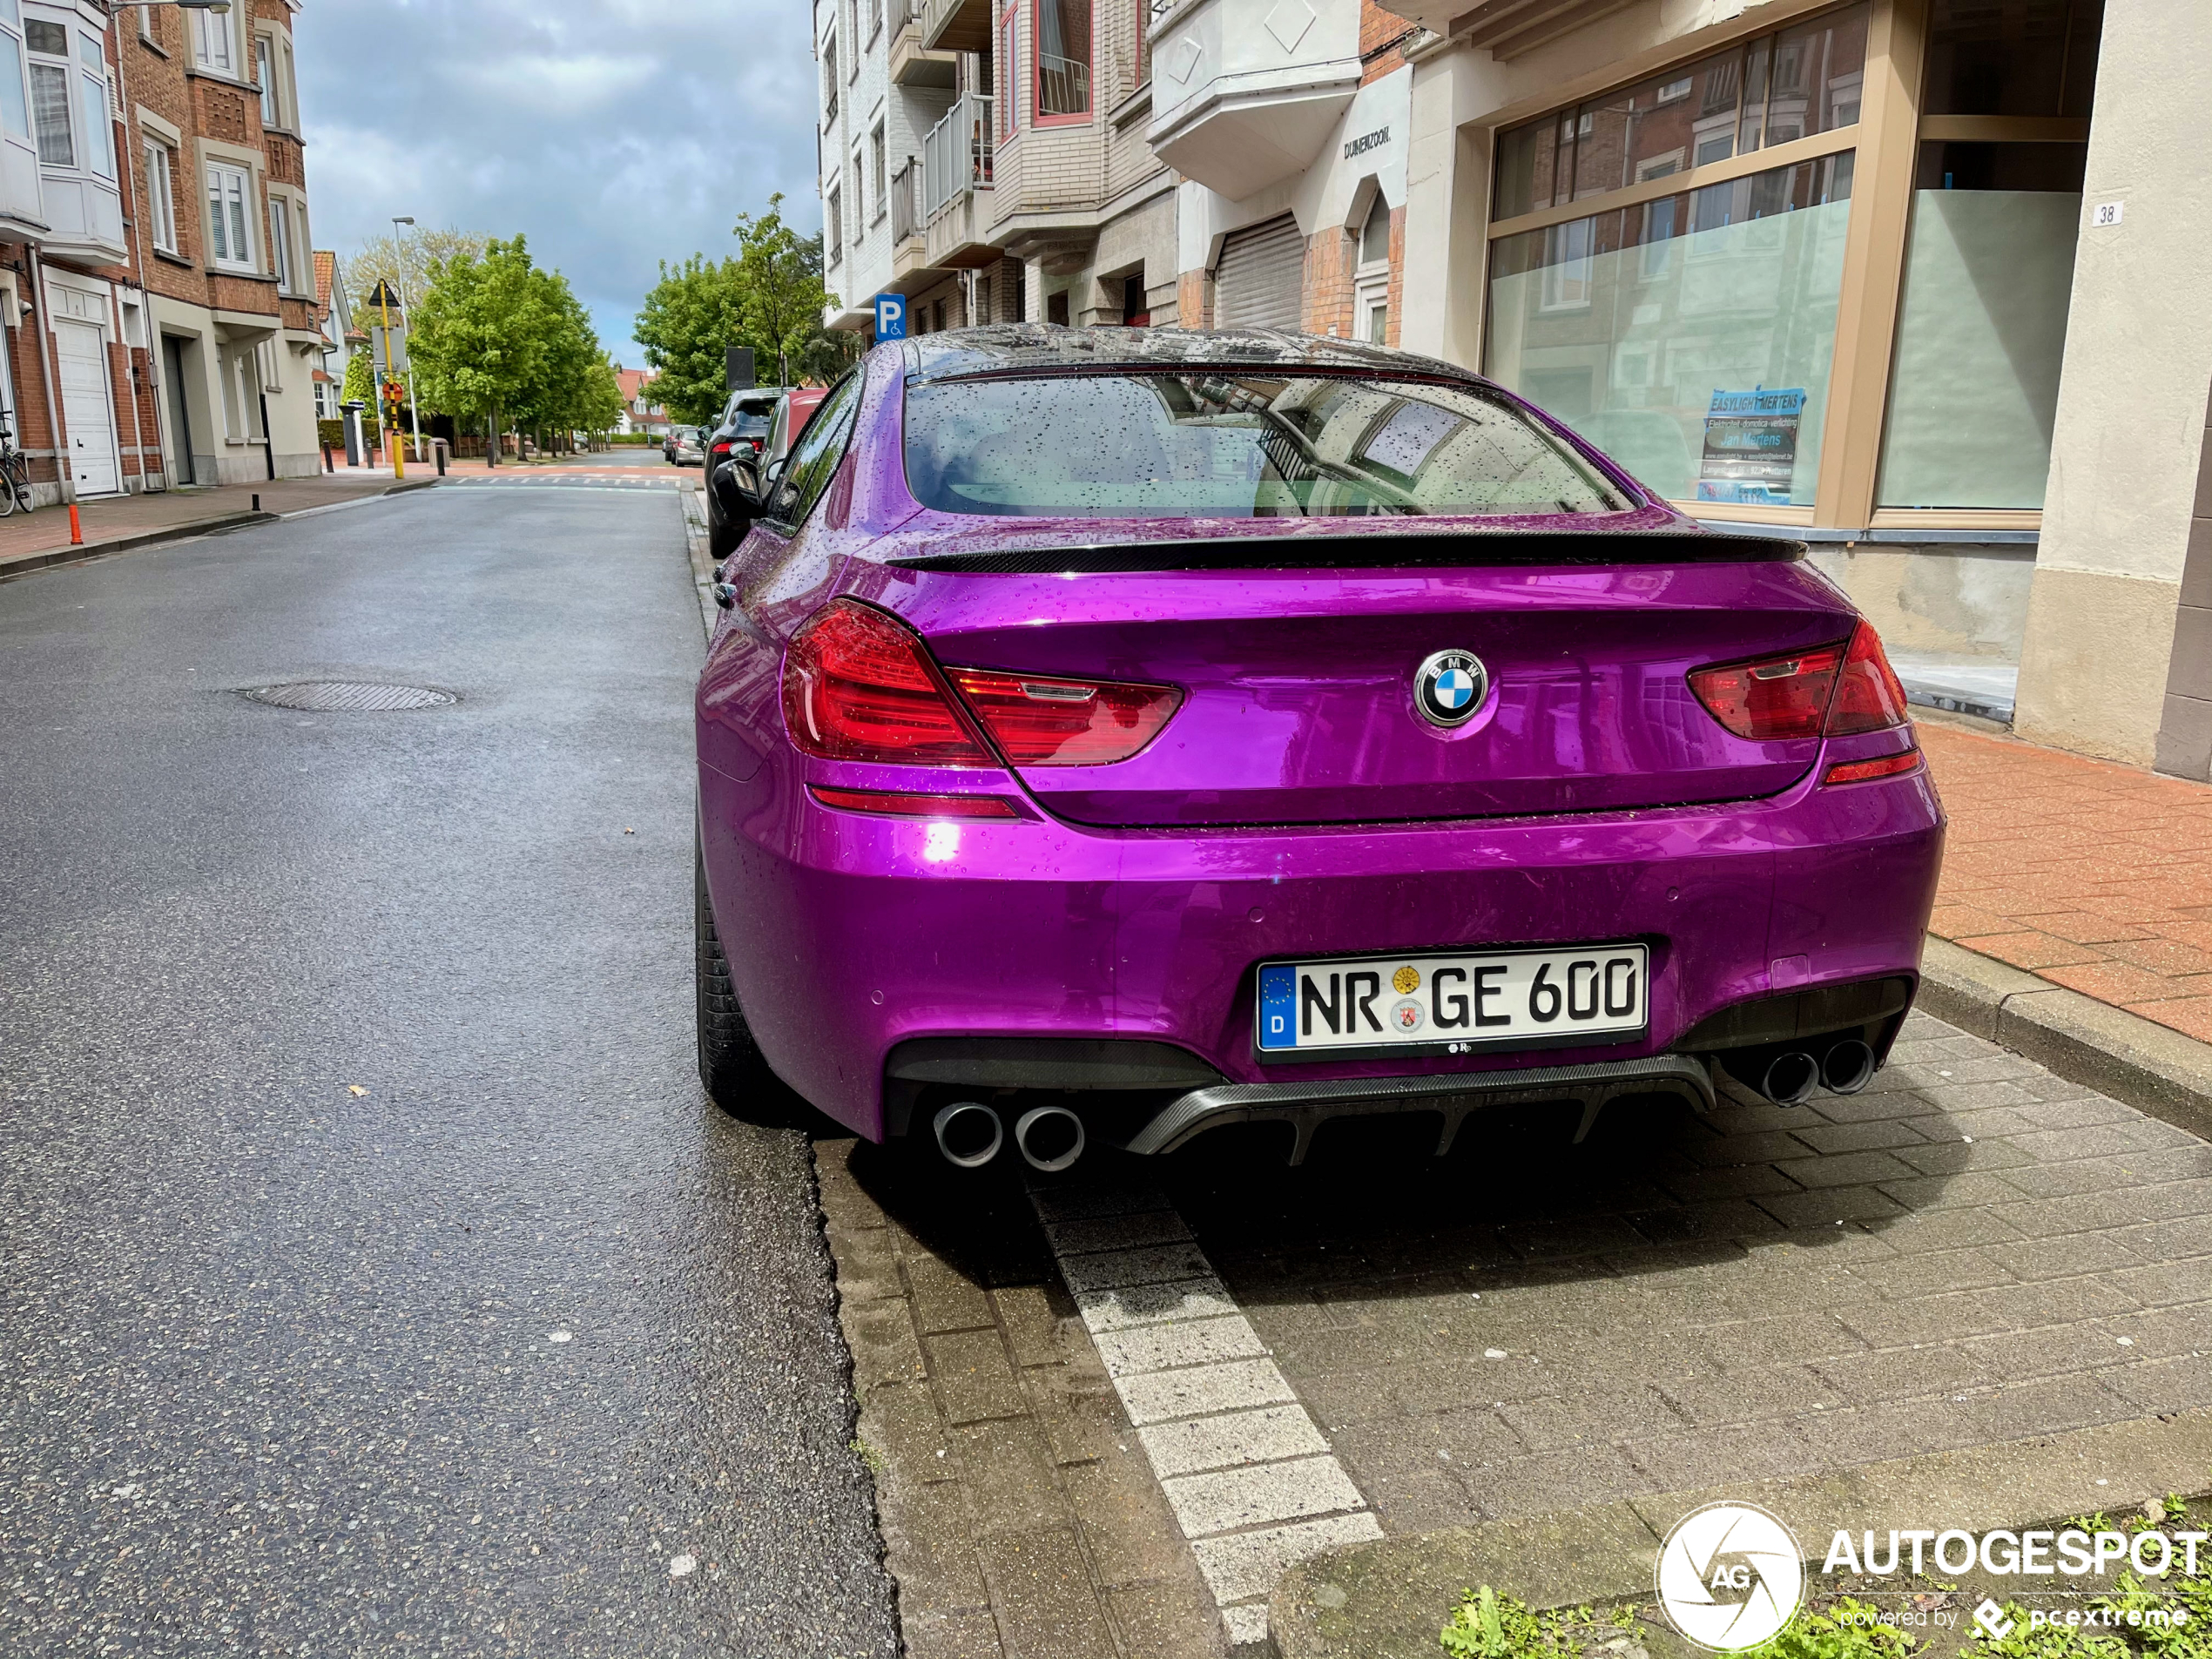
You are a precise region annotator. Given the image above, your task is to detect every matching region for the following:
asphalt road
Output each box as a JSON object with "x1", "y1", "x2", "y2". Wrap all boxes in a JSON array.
[{"x1": 0, "y1": 489, "x2": 899, "y2": 1656}]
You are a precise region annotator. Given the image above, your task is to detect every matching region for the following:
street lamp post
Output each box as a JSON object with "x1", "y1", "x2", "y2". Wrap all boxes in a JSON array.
[{"x1": 391, "y1": 216, "x2": 425, "y2": 464}]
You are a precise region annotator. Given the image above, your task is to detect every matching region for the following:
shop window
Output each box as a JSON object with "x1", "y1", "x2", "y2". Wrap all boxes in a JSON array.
[
  {"x1": 1499, "y1": 4, "x2": 1865, "y2": 218},
  {"x1": 1876, "y1": 142, "x2": 2087, "y2": 510},
  {"x1": 1035, "y1": 0, "x2": 1089, "y2": 120},
  {"x1": 1924, "y1": 0, "x2": 2101, "y2": 118},
  {"x1": 1486, "y1": 153, "x2": 1855, "y2": 506}
]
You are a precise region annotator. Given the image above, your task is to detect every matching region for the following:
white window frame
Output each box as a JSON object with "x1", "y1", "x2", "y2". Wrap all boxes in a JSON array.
[
  {"x1": 192, "y1": 4, "x2": 238, "y2": 76},
  {"x1": 268, "y1": 192, "x2": 296, "y2": 293},
  {"x1": 24, "y1": 17, "x2": 74, "y2": 170},
  {"x1": 870, "y1": 121, "x2": 887, "y2": 220},
  {"x1": 76, "y1": 28, "x2": 112, "y2": 180},
  {"x1": 145, "y1": 137, "x2": 177, "y2": 252},
  {"x1": 205, "y1": 158, "x2": 255, "y2": 272},
  {"x1": 254, "y1": 33, "x2": 274, "y2": 125}
]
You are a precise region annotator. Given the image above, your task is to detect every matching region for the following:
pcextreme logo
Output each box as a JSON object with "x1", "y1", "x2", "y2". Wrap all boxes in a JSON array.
[{"x1": 1656, "y1": 1501, "x2": 1807, "y2": 1652}]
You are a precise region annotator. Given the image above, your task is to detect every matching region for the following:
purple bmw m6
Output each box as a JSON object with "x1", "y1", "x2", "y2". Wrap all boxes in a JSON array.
[{"x1": 695, "y1": 327, "x2": 1944, "y2": 1172}]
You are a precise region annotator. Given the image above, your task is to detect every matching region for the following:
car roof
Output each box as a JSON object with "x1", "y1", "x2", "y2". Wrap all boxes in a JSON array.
[{"x1": 898, "y1": 324, "x2": 1490, "y2": 388}]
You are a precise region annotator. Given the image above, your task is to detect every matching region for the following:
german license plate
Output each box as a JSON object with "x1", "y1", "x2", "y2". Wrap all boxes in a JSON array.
[{"x1": 1256, "y1": 944, "x2": 1649, "y2": 1055}]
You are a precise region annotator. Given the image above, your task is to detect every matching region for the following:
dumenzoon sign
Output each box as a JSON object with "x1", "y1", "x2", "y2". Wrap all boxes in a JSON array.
[{"x1": 1656, "y1": 1504, "x2": 2202, "y2": 1652}]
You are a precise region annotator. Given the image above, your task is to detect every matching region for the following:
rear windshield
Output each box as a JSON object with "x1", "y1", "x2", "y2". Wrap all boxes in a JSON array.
[
  {"x1": 734, "y1": 411, "x2": 772, "y2": 437},
  {"x1": 903, "y1": 372, "x2": 1626, "y2": 518}
]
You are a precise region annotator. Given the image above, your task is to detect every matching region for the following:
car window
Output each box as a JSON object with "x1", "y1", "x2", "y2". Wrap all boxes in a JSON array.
[
  {"x1": 902, "y1": 372, "x2": 1626, "y2": 518},
  {"x1": 764, "y1": 374, "x2": 864, "y2": 532}
]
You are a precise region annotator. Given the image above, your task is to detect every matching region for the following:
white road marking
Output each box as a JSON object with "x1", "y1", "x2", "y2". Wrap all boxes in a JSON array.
[{"x1": 1029, "y1": 1181, "x2": 1379, "y2": 1651}]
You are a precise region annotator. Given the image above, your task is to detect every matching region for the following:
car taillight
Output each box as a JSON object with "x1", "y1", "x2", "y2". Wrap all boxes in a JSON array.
[
  {"x1": 1824, "y1": 750, "x2": 1922, "y2": 786},
  {"x1": 711, "y1": 440, "x2": 732, "y2": 457},
  {"x1": 1825, "y1": 620, "x2": 1912, "y2": 735},
  {"x1": 947, "y1": 669, "x2": 1183, "y2": 765},
  {"x1": 807, "y1": 785, "x2": 1017, "y2": 818},
  {"x1": 782, "y1": 600, "x2": 994, "y2": 765},
  {"x1": 1689, "y1": 621, "x2": 1910, "y2": 743}
]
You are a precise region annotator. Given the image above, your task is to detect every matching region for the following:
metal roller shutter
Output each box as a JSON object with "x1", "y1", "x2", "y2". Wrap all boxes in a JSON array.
[{"x1": 1213, "y1": 213, "x2": 1304, "y2": 333}]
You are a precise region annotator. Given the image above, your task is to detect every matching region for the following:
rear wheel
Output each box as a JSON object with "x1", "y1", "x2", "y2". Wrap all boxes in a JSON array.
[{"x1": 696, "y1": 833, "x2": 775, "y2": 1115}]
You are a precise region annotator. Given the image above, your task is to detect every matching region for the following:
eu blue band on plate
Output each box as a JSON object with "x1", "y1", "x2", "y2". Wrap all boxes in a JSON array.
[{"x1": 1258, "y1": 964, "x2": 1297, "y2": 1050}]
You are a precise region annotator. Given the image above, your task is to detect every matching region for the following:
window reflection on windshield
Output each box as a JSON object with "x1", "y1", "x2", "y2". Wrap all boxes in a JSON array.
[{"x1": 902, "y1": 373, "x2": 1625, "y2": 518}]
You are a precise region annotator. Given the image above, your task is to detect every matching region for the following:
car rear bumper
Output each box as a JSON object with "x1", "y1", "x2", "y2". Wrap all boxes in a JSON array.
[{"x1": 698, "y1": 749, "x2": 1944, "y2": 1142}]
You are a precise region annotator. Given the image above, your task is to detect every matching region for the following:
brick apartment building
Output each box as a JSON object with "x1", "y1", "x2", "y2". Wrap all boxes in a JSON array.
[{"x1": 0, "y1": 0, "x2": 320, "y2": 506}]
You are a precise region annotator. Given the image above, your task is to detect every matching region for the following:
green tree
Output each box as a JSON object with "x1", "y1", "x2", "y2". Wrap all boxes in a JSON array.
[
  {"x1": 347, "y1": 227, "x2": 489, "y2": 318},
  {"x1": 732, "y1": 195, "x2": 838, "y2": 387},
  {"x1": 341, "y1": 346, "x2": 375, "y2": 409},
  {"x1": 514, "y1": 275, "x2": 621, "y2": 449},
  {"x1": 407, "y1": 235, "x2": 556, "y2": 461},
  {"x1": 632, "y1": 253, "x2": 746, "y2": 424}
]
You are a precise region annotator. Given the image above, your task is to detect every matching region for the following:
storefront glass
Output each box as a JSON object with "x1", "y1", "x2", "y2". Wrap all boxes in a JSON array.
[
  {"x1": 1876, "y1": 142, "x2": 2085, "y2": 509},
  {"x1": 1494, "y1": 5, "x2": 1865, "y2": 218},
  {"x1": 1487, "y1": 155, "x2": 1854, "y2": 506}
]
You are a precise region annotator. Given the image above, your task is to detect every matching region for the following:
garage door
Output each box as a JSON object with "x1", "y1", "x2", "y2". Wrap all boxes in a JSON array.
[
  {"x1": 55, "y1": 317, "x2": 120, "y2": 497},
  {"x1": 1213, "y1": 214, "x2": 1304, "y2": 333}
]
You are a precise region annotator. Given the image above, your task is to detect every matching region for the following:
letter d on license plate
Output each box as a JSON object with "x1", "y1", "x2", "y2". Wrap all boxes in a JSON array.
[{"x1": 1256, "y1": 944, "x2": 1648, "y2": 1055}]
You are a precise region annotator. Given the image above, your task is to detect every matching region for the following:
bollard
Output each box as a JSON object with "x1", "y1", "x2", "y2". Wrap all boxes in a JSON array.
[
  {"x1": 69, "y1": 502, "x2": 83, "y2": 545},
  {"x1": 321, "y1": 442, "x2": 334, "y2": 475},
  {"x1": 434, "y1": 440, "x2": 448, "y2": 476},
  {"x1": 252, "y1": 493, "x2": 260, "y2": 513}
]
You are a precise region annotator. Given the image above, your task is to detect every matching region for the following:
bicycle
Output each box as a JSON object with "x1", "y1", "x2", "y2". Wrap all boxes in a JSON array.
[{"x1": 0, "y1": 419, "x2": 33, "y2": 516}]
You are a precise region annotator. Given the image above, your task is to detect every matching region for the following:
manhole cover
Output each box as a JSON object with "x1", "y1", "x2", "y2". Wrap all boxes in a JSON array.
[{"x1": 238, "y1": 681, "x2": 457, "y2": 711}]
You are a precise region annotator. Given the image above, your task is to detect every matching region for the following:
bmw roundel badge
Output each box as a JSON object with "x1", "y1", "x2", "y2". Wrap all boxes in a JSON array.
[{"x1": 1414, "y1": 649, "x2": 1488, "y2": 729}]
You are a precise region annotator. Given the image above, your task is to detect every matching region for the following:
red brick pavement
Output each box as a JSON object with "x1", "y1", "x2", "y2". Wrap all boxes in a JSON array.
[{"x1": 1923, "y1": 720, "x2": 2212, "y2": 1042}]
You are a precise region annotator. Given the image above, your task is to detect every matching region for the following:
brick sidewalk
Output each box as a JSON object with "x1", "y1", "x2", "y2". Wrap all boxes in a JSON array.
[
  {"x1": 0, "y1": 472, "x2": 410, "y2": 571},
  {"x1": 1923, "y1": 721, "x2": 2212, "y2": 1042}
]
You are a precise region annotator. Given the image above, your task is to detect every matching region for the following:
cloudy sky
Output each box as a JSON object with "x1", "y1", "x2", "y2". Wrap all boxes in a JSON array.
[{"x1": 298, "y1": 0, "x2": 821, "y2": 368}]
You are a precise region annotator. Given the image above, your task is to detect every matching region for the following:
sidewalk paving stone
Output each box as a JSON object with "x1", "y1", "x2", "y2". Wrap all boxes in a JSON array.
[
  {"x1": 1148, "y1": 1006, "x2": 2212, "y2": 1542},
  {"x1": 1925, "y1": 720, "x2": 2212, "y2": 1042}
]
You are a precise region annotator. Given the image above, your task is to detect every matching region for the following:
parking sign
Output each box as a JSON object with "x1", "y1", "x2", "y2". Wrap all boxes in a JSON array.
[{"x1": 873, "y1": 293, "x2": 907, "y2": 342}]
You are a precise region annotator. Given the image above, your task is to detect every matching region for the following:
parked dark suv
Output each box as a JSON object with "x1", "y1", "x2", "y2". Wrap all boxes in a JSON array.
[{"x1": 705, "y1": 388, "x2": 785, "y2": 559}]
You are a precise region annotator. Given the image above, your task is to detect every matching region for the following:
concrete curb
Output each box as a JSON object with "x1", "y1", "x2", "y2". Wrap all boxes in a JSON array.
[
  {"x1": 1916, "y1": 935, "x2": 2212, "y2": 1147},
  {"x1": 0, "y1": 477, "x2": 440, "y2": 583},
  {"x1": 1268, "y1": 1408, "x2": 2212, "y2": 1659}
]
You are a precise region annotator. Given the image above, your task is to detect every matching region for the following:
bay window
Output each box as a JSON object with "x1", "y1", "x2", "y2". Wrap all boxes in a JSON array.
[
  {"x1": 25, "y1": 17, "x2": 70, "y2": 166},
  {"x1": 1035, "y1": 0, "x2": 1089, "y2": 120},
  {"x1": 270, "y1": 193, "x2": 296, "y2": 292},
  {"x1": 77, "y1": 30, "x2": 110, "y2": 179}
]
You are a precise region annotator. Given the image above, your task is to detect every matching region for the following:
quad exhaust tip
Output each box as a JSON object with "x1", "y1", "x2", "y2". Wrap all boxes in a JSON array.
[
  {"x1": 933, "y1": 1101, "x2": 1003, "y2": 1168},
  {"x1": 1762, "y1": 1050, "x2": 1821, "y2": 1106},
  {"x1": 1015, "y1": 1104, "x2": 1085, "y2": 1173},
  {"x1": 1822, "y1": 1038, "x2": 1877, "y2": 1096}
]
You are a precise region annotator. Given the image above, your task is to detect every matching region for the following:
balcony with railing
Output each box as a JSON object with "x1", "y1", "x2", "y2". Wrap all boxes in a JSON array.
[
  {"x1": 889, "y1": 158, "x2": 932, "y2": 280},
  {"x1": 1146, "y1": 0, "x2": 1362, "y2": 198},
  {"x1": 890, "y1": 0, "x2": 957, "y2": 86},
  {"x1": 921, "y1": 93, "x2": 1001, "y2": 268},
  {"x1": 919, "y1": 0, "x2": 990, "y2": 53}
]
